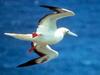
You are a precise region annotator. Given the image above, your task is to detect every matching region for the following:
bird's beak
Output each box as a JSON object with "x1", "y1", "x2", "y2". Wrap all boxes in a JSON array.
[{"x1": 68, "y1": 31, "x2": 78, "y2": 37}]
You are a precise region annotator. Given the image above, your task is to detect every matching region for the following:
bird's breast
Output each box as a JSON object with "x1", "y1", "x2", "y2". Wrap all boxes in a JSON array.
[
  {"x1": 35, "y1": 33, "x2": 64, "y2": 45},
  {"x1": 43, "y1": 34, "x2": 64, "y2": 44}
]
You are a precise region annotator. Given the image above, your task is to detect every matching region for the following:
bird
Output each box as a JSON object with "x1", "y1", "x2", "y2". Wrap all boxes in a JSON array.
[{"x1": 4, "y1": 5, "x2": 78, "y2": 67}]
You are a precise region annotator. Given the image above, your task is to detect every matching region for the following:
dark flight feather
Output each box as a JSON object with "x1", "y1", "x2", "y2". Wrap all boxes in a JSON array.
[
  {"x1": 17, "y1": 57, "x2": 40, "y2": 67},
  {"x1": 40, "y1": 5, "x2": 66, "y2": 13}
]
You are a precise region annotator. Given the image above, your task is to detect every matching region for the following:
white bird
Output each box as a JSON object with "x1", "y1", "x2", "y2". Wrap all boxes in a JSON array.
[{"x1": 4, "y1": 5, "x2": 78, "y2": 67}]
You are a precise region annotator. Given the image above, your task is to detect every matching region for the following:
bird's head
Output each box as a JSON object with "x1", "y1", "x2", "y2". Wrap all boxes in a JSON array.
[{"x1": 59, "y1": 27, "x2": 78, "y2": 37}]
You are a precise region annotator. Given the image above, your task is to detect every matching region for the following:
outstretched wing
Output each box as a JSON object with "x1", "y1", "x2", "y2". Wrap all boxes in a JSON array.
[
  {"x1": 17, "y1": 45, "x2": 59, "y2": 67},
  {"x1": 36, "y1": 5, "x2": 75, "y2": 34}
]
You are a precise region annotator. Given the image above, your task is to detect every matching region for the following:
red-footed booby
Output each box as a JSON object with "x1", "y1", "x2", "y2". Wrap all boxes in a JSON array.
[{"x1": 4, "y1": 5, "x2": 78, "y2": 67}]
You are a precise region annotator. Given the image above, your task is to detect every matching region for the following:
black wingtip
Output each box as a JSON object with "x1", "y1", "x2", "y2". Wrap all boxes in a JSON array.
[
  {"x1": 39, "y1": 5, "x2": 59, "y2": 11},
  {"x1": 39, "y1": 5, "x2": 66, "y2": 13},
  {"x1": 16, "y1": 58, "x2": 39, "y2": 67},
  {"x1": 40, "y1": 5, "x2": 57, "y2": 8}
]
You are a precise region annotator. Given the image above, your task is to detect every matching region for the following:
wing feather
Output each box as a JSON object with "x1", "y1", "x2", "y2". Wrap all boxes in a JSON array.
[{"x1": 37, "y1": 5, "x2": 75, "y2": 34}]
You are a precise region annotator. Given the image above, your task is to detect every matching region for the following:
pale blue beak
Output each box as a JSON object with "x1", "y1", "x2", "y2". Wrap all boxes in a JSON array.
[{"x1": 68, "y1": 31, "x2": 78, "y2": 37}]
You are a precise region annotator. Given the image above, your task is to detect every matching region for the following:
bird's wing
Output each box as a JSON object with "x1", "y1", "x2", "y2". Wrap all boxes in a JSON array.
[
  {"x1": 36, "y1": 45, "x2": 59, "y2": 58},
  {"x1": 17, "y1": 45, "x2": 59, "y2": 67},
  {"x1": 17, "y1": 57, "x2": 41, "y2": 67},
  {"x1": 36, "y1": 5, "x2": 75, "y2": 34}
]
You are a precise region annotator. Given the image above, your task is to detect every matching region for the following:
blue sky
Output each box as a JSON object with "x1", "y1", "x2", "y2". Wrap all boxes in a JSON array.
[{"x1": 0, "y1": 0, "x2": 100, "y2": 75}]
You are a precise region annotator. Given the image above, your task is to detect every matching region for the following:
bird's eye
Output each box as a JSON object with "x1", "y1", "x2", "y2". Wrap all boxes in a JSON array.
[{"x1": 67, "y1": 31, "x2": 69, "y2": 33}]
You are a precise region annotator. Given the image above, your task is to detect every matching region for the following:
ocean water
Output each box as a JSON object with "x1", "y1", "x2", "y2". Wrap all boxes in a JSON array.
[{"x1": 0, "y1": 0, "x2": 100, "y2": 75}]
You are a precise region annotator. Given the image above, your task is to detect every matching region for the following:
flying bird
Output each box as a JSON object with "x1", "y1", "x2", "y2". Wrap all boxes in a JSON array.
[{"x1": 4, "y1": 5, "x2": 78, "y2": 67}]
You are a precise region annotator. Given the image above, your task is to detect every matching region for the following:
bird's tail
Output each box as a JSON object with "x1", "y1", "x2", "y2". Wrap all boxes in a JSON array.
[{"x1": 4, "y1": 33, "x2": 34, "y2": 41}]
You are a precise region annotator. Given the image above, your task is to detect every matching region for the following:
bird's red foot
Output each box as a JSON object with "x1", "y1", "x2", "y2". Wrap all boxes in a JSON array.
[
  {"x1": 32, "y1": 33, "x2": 42, "y2": 37},
  {"x1": 29, "y1": 33, "x2": 41, "y2": 53},
  {"x1": 29, "y1": 46, "x2": 36, "y2": 53}
]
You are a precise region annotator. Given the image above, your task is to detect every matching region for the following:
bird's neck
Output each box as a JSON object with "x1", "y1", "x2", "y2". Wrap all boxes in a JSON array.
[{"x1": 54, "y1": 29, "x2": 65, "y2": 39}]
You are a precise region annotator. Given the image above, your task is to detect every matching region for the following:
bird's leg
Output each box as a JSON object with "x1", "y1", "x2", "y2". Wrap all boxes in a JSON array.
[
  {"x1": 32, "y1": 32, "x2": 42, "y2": 37},
  {"x1": 29, "y1": 42, "x2": 36, "y2": 53},
  {"x1": 29, "y1": 33, "x2": 42, "y2": 53},
  {"x1": 29, "y1": 32, "x2": 48, "y2": 63}
]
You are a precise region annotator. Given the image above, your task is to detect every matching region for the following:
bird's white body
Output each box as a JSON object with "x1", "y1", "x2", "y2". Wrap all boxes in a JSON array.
[
  {"x1": 4, "y1": 5, "x2": 77, "y2": 67},
  {"x1": 35, "y1": 29, "x2": 65, "y2": 45}
]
